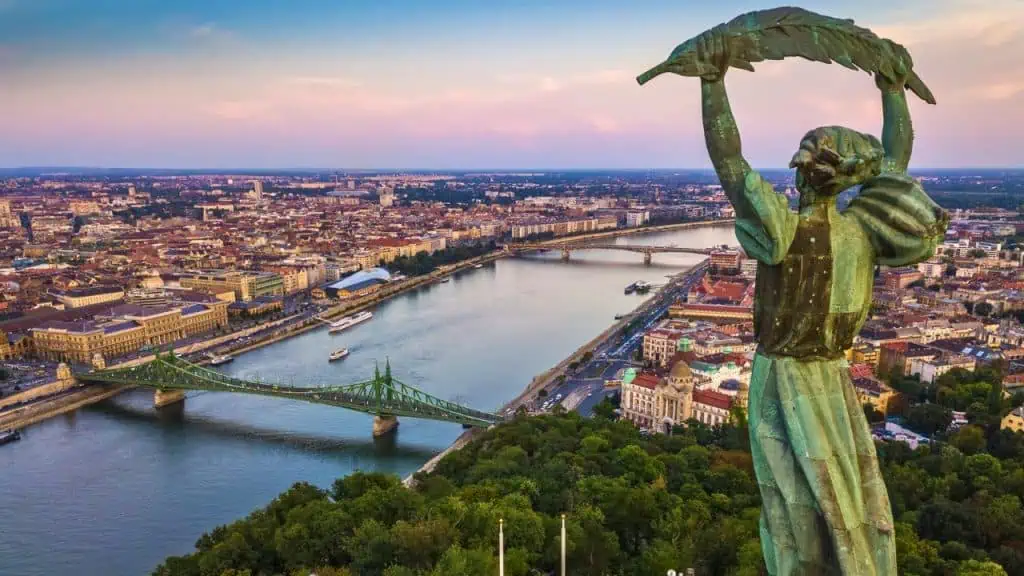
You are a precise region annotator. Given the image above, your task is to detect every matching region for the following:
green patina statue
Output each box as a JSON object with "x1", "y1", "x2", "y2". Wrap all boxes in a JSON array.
[{"x1": 638, "y1": 7, "x2": 949, "y2": 575}]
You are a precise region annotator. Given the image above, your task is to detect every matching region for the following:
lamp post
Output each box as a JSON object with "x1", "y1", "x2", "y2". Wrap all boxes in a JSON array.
[
  {"x1": 498, "y1": 518, "x2": 504, "y2": 576},
  {"x1": 560, "y1": 514, "x2": 567, "y2": 576}
]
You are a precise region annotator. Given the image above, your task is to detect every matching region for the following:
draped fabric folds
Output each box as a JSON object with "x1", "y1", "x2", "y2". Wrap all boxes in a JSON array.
[{"x1": 736, "y1": 170, "x2": 948, "y2": 575}]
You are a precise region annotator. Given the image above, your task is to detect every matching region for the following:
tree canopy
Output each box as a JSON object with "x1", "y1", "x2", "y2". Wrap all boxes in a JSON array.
[{"x1": 156, "y1": 402, "x2": 1021, "y2": 575}]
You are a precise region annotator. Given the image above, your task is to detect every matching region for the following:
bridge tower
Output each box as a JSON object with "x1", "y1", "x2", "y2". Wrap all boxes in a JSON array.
[
  {"x1": 151, "y1": 351, "x2": 186, "y2": 408},
  {"x1": 643, "y1": 249, "x2": 653, "y2": 266},
  {"x1": 372, "y1": 360, "x2": 399, "y2": 437},
  {"x1": 561, "y1": 247, "x2": 571, "y2": 261}
]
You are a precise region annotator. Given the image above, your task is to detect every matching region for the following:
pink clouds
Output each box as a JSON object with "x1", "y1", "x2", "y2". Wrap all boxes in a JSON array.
[{"x1": 1, "y1": 1, "x2": 1021, "y2": 167}]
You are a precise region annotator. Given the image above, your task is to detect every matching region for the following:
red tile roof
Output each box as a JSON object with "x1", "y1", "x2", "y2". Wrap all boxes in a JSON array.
[
  {"x1": 632, "y1": 373, "x2": 661, "y2": 390},
  {"x1": 693, "y1": 388, "x2": 732, "y2": 411},
  {"x1": 848, "y1": 363, "x2": 875, "y2": 380}
]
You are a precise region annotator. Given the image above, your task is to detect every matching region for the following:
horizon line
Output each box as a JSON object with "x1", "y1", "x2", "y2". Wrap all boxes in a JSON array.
[{"x1": 3, "y1": 166, "x2": 1024, "y2": 173}]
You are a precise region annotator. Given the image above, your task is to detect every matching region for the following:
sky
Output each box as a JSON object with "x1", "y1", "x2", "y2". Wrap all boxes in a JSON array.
[{"x1": 0, "y1": 0, "x2": 1021, "y2": 169}]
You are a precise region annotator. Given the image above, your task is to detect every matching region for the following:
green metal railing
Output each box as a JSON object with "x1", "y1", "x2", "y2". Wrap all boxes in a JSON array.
[{"x1": 78, "y1": 353, "x2": 501, "y2": 427}]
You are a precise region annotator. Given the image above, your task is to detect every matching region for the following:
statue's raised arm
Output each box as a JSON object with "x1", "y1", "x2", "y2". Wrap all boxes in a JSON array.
[
  {"x1": 697, "y1": 52, "x2": 798, "y2": 266},
  {"x1": 876, "y1": 55, "x2": 914, "y2": 173}
]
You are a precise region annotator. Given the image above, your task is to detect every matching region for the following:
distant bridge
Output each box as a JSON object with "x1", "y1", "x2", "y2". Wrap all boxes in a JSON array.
[
  {"x1": 77, "y1": 353, "x2": 502, "y2": 436},
  {"x1": 507, "y1": 242, "x2": 734, "y2": 265}
]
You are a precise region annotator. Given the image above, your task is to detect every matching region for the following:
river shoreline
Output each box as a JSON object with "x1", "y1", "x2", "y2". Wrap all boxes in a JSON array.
[
  {"x1": 6, "y1": 219, "x2": 731, "y2": 431},
  {"x1": 403, "y1": 253, "x2": 709, "y2": 485}
]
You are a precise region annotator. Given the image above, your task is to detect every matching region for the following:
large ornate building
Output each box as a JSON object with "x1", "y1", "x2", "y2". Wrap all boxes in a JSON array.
[
  {"x1": 621, "y1": 358, "x2": 746, "y2": 434},
  {"x1": 31, "y1": 299, "x2": 229, "y2": 363}
]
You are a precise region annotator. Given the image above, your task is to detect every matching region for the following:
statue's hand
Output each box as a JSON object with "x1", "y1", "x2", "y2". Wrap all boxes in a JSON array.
[
  {"x1": 696, "y1": 30, "x2": 730, "y2": 82},
  {"x1": 875, "y1": 42, "x2": 911, "y2": 92}
]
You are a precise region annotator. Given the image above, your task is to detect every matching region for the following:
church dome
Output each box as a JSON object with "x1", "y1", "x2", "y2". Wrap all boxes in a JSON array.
[{"x1": 669, "y1": 359, "x2": 692, "y2": 381}]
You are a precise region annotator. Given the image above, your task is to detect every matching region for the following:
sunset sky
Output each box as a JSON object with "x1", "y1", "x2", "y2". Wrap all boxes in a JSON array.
[{"x1": 1, "y1": 0, "x2": 1021, "y2": 169}]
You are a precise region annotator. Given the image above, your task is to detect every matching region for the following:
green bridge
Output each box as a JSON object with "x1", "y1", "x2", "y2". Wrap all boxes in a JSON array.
[{"x1": 77, "y1": 353, "x2": 503, "y2": 436}]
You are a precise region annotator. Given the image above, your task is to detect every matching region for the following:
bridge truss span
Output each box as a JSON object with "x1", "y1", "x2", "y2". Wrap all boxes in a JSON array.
[{"x1": 78, "y1": 354, "x2": 502, "y2": 428}]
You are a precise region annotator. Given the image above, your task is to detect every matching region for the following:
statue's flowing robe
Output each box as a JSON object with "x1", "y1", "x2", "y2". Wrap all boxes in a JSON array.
[{"x1": 736, "y1": 171, "x2": 948, "y2": 575}]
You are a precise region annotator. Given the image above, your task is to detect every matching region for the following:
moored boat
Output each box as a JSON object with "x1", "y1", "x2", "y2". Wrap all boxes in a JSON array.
[
  {"x1": 328, "y1": 311, "x2": 373, "y2": 334},
  {"x1": 208, "y1": 353, "x2": 234, "y2": 366},
  {"x1": 0, "y1": 429, "x2": 21, "y2": 446}
]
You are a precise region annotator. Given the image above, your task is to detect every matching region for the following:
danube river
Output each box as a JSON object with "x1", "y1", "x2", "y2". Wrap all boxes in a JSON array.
[{"x1": 0, "y1": 225, "x2": 736, "y2": 576}]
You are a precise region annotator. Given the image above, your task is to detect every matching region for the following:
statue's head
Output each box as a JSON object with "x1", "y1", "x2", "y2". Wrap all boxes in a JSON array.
[{"x1": 789, "y1": 126, "x2": 884, "y2": 203}]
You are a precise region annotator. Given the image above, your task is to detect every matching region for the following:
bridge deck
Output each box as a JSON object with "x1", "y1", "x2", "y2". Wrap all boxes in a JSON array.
[{"x1": 78, "y1": 354, "x2": 501, "y2": 427}]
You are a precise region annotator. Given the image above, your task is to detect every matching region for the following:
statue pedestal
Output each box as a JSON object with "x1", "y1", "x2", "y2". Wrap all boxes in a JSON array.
[{"x1": 373, "y1": 415, "x2": 399, "y2": 437}]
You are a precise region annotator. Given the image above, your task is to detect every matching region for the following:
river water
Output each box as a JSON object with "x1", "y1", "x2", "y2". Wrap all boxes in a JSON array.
[{"x1": 0, "y1": 225, "x2": 736, "y2": 576}]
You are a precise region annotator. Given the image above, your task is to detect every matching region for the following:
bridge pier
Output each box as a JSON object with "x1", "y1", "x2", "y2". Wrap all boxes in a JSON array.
[
  {"x1": 154, "y1": 389, "x2": 186, "y2": 408},
  {"x1": 373, "y1": 414, "x2": 399, "y2": 437},
  {"x1": 561, "y1": 248, "x2": 571, "y2": 261},
  {"x1": 643, "y1": 251, "x2": 652, "y2": 265}
]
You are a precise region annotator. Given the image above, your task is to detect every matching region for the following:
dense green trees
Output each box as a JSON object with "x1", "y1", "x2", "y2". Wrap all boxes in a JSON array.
[
  {"x1": 155, "y1": 413, "x2": 764, "y2": 576},
  {"x1": 157, "y1": 393, "x2": 1024, "y2": 575},
  {"x1": 385, "y1": 242, "x2": 496, "y2": 277}
]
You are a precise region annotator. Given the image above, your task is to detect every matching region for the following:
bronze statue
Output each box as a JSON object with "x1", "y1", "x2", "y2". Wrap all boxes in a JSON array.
[{"x1": 638, "y1": 7, "x2": 948, "y2": 575}]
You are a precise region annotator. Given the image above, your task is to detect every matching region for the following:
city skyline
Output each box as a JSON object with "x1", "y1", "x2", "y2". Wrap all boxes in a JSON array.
[{"x1": 2, "y1": 0, "x2": 1022, "y2": 169}]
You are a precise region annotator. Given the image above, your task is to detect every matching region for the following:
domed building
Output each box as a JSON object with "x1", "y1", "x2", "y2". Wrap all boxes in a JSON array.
[{"x1": 654, "y1": 358, "x2": 696, "y2": 434}]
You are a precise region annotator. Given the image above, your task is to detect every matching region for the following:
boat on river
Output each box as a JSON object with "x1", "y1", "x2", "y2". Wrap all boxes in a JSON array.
[
  {"x1": 328, "y1": 348, "x2": 350, "y2": 362},
  {"x1": 328, "y1": 311, "x2": 373, "y2": 334},
  {"x1": 208, "y1": 353, "x2": 234, "y2": 366},
  {"x1": 0, "y1": 429, "x2": 21, "y2": 446}
]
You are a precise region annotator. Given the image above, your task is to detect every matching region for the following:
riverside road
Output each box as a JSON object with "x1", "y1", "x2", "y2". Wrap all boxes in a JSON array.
[{"x1": 539, "y1": 258, "x2": 710, "y2": 417}]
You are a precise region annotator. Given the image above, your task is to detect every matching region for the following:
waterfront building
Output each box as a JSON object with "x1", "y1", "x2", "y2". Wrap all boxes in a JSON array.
[
  {"x1": 668, "y1": 302, "x2": 753, "y2": 322},
  {"x1": 229, "y1": 297, "x2": 284, "y2": 317},
  {"x1": 510, "y1": 216, "x2": 617, "y2": 240},
  {"x1": 325, "y1": 268, "x2": 392, "y2": 299},
  {"x1": 31, "y1": 300, "x2": 229, "y2": 363},
  {"x1": 625, "y1": 211, "x2": 649, "y2": 228},
  {"x1": 179, "y1": 270, "x2": 284, "y2": 302},
  {"x1": 709, "y1": 250, "x2": 741, "y2": 271},
  {"x1": 642, "y1": 325, "x2": 689, "y2": 367}
]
